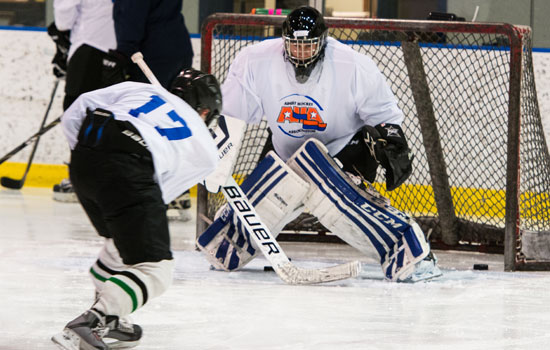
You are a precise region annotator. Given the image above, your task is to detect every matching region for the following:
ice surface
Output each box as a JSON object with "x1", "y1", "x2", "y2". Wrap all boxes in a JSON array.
[{"x1": 1, "y1": 188, "x2": 550, "y2": 349}]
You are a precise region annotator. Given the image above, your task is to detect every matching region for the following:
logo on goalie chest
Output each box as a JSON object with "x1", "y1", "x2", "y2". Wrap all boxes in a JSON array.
[{"x1": 276, "y1": 94, "x2": 326, "y2": 137}]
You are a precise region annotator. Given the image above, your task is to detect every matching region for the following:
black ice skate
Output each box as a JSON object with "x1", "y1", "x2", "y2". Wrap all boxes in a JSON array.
[
  {"x1": 53, "y1": 178, "x2": 78, "y2": 203},
  {"x1": 103, "y1": 316, "x2": 143, "y2": 349},
  {"x1": 167, "y1": 190, "x2": 192, "y2": 221},
  {"x1": 51, "y1": 309, "x2": 109, "y2": 350}
]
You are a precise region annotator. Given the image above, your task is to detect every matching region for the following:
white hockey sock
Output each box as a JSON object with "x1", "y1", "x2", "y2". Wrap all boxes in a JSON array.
[{"x1": 92, "y1": 257, "x2": 174, "y2": 317}]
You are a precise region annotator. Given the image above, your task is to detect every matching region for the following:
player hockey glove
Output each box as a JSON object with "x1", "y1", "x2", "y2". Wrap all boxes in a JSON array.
[
  {"x1": 363, "y1": 123, "x2": 413, "y2": 191},
  {"x1": 47, "y1": 22, "x2": 70, "y2": 78},
  {"x1": 101, "y1": 50, "x2": 130, "y2": 87}
]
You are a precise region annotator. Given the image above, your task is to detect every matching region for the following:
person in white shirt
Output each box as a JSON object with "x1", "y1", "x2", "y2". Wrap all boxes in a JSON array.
[
  {"x1": 197, "y1": 6, "x2": 441, "y2": 283},
  {"x1": 222, "y1": 6, "x2": 408, "y2": 178},
  {"x1": 49, "y1": 0, "x2": 117, "y2": 202},
  {"x1": 51, "y1": 69, "x2": 221, "y2": 350},
  {"x1": 52, "y1": 0, "x2": 117, "y2": 110}
]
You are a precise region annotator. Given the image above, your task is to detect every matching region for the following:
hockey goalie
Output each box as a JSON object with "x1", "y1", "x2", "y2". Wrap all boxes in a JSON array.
[{"x1": 197, "y1": 6, "x2": 442, "y2": 283}]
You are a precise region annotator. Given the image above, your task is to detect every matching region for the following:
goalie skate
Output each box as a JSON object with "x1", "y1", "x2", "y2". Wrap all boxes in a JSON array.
[{"x1": 401, "y1": 252, "x2": 442, "y2": 283}]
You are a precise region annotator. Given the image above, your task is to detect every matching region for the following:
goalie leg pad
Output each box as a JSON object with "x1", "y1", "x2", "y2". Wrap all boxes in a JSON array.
[
  {"x1": 197, "y1": 151, "x2": 309, "y2": 271},
  {"x1": 287, "y1": 138, "x2": 432, "y2": 281}
]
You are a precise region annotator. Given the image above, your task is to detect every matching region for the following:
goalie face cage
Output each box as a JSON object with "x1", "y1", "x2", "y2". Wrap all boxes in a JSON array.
[{"x1": 196, "y1": 14, "x2": 550, "y2": 272}]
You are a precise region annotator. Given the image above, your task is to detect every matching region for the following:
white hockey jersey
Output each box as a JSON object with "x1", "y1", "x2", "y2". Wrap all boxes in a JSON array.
[
  {"x1": 222, "y1": 37, "x2": 404, "y2": 161},
  {"x1": 54, "y1": 0, "x2": 116, "y2": 59},
  {"x1": 62, "y1": 82, "x2": 219, "y2": 203}
]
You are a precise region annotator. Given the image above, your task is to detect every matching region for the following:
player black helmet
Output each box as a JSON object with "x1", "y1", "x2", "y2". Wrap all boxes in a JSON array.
[
  {"x1": 170, "y1": 68, "x2": 222, "y2": 127},
  {"x1": 282, "y1": 6, "x2": 328, "y2": 68}
]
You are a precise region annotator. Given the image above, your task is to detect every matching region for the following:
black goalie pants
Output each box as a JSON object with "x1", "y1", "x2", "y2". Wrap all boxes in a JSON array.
[{"x1": 69, "y1": 112, "x2": 172, "y2": 265}]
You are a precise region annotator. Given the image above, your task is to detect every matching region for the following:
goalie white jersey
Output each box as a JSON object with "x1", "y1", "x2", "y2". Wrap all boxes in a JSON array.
[
  {"x1": 62, "y1": 81, "x2": 218, "y2": 203},
  {"x1": 221, "y1": 37, "x2": 404, "y2": 161}
]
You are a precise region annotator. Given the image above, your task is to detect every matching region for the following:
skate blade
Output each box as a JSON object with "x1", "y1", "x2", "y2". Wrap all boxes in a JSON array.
[
  {"x1": 105, "y1": 338, "x2": 141, "y2": 349},
  {"x1": 166, "y1": 208, "x2": 192, "y2": 222},
  {"x1": 52, "y1": 192, "x2": 78, "y2": 203},
  {"x1": 51, "y1": 329, "x2": 80, "y2": 350},
  {"x1": 400, "y1": 259, "x2": 443, "y2": 283}
]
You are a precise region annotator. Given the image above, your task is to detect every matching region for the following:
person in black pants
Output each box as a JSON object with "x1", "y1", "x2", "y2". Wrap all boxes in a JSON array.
[
  {"x1": 51, "y1": 69, "x2": 222, "y2": 350},
  {"x1": 100, "y1": 0, "x2": 196, "y2": 220},
  {"x1": 49, "y1": 0, "x2": 117, "y2": 202},
  {"x1": 102, "y1": 0, "x2": 194, "y2": 89}
]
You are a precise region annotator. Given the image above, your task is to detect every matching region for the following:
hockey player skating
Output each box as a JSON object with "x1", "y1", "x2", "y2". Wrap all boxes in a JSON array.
[
  {"x1": 51, "y1": 69, "x2": 222, "y2": 350},
  {"x1": 197, "y1": 6, "x2": 442, "y2": 283}
]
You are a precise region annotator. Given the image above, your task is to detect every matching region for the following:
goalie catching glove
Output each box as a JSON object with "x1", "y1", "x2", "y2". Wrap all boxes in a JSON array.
[{"x1": 363, "y1": 123, "x2": 413, "y2": 191}]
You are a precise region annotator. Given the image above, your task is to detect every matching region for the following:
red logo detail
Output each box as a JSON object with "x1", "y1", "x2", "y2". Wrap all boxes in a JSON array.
[{"x1": 277, "y1": 107, "x2": 326, "y2": 131}]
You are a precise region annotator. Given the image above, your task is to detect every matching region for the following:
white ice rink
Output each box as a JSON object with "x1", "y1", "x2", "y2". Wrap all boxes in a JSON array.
[{"x1": 1, "y1": 187, "x2": 550, "y2": 350}]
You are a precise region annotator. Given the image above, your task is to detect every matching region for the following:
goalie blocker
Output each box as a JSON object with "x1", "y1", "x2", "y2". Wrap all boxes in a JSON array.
[{"x1": 197, "y1": 138, "x2": 441, "y2": 282}]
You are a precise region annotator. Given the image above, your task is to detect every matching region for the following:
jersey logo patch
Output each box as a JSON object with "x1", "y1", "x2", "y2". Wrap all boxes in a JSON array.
[{"x1": 276, "y1": 94, "x2": 326, "y2": 138}]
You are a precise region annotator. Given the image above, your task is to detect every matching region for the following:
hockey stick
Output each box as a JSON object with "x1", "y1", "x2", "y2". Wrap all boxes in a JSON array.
[
  {"x1": 0, "y1": 117, "x2": 61, "y2": 166},
  {"x1": 131, "y1": 52, "x2": 361, "y2": 284},
  {"x1": 221, "y1": 178, "x2": 361, "y2": 284},
  {"x1": 1, "y1": 79, "x2": 60, "y2": 189}
]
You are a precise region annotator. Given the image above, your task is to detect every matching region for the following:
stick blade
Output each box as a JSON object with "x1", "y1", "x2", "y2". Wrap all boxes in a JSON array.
[
  {"x1": 275, "y1": 260, "x2": 362, "y2": 285},
  {"x1": 1, "y1": 176, "x2": 24, "y2": 189}
]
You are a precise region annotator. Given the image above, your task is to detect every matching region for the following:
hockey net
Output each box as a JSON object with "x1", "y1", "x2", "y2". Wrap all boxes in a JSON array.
[{"x1": 197, "y1": 13, "x2": 550, "y2": 271}]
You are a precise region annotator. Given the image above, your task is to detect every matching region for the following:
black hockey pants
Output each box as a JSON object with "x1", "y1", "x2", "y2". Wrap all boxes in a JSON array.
[
  {"x1": 64, "y1": 44, "x2": 110, "y2": 110},
  {"x1": 69, "y1": 109, "x2": 172, "y2": 265}
]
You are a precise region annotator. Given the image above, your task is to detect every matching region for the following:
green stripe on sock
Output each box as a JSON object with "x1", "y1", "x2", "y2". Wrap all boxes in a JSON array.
[
  {"x1": 108, "y1": 277, "x2": 138, "y2": 312},
  {"x1": 89, "y1": 267, "x2": 107, "y2": 282}
]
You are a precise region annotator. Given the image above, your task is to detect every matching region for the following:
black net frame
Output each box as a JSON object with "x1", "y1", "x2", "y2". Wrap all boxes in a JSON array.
[{"x1": 197, "y1": 14, "x2": 550, "y2": 271}]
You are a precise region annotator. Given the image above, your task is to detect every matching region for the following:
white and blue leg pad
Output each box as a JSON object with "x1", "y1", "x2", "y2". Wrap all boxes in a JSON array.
[
  {"x1": 197, "y1": 151, "x2": 309, "y2": 271},
  {"x1": 287, "y1": 138, "x2": 433, "y2": 282}
]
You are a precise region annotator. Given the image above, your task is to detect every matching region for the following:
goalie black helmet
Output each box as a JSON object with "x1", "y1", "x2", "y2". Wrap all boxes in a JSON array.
[
  {"x1": 282, "y1": 6, "x2": 328, "y2": 69},
  {"x1": 170, "y1": 68, "x2": 222, "y2": 127}
]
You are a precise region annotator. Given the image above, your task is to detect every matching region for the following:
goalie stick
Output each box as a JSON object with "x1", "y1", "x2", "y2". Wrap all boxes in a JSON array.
[
  {"x1": 130, "y1": 52, "x2": 361, "y2": 284},
  {"x1": 221, "y1": 178, "x2": 361, "y2": 284}
]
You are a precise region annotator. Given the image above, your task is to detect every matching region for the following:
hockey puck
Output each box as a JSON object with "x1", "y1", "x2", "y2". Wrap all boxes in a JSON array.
[
  {"x1": 264, "y1": 266, "x2": 274, "y2": 272},
  {"x1": 473, "y1": 264, "x2": 489, "y2": 270}
]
